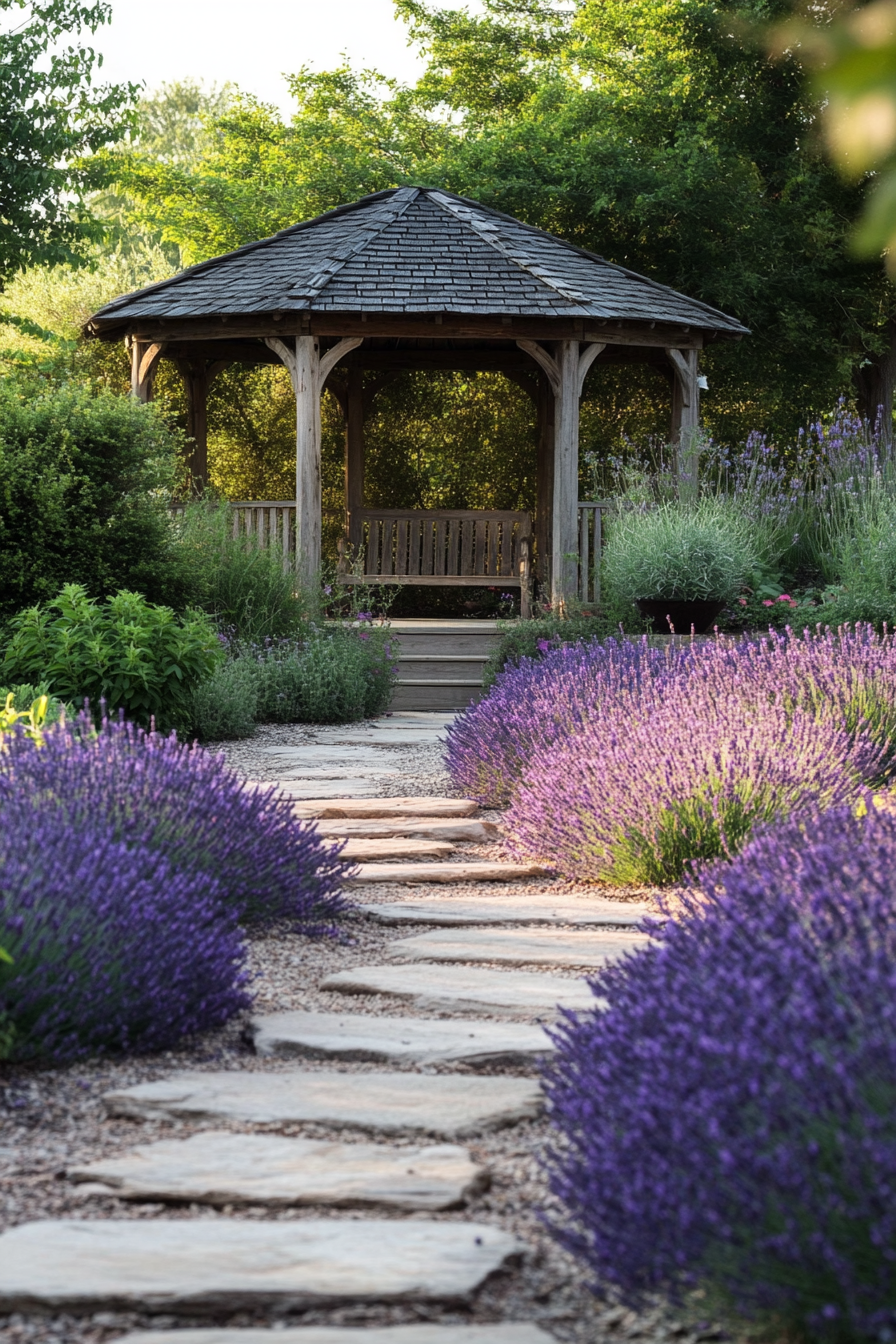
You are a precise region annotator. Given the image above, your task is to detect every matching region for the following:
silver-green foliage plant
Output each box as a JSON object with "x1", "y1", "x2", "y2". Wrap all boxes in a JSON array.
[
  {"x1": 835, "y1": 496, "x2": 896, "y2": 624},
  {"x1": 603, "y1": 499, "x2": 758, "y2": 605}
]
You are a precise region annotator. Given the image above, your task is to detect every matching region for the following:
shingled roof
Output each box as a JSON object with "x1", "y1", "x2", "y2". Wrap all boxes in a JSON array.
[{"x1": 88, "y1": 187, "x2": 748, "y2": 337}]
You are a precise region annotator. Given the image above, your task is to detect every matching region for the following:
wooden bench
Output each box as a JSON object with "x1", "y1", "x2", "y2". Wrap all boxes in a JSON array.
[{"x1": 337, "y1": 509, "x2": 531, "y2": 618}]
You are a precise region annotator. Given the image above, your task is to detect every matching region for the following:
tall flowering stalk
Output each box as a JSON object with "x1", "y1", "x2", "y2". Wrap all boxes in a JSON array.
[{"x1": 543, "y1": 803, "x2": 896, "y2": 1339}]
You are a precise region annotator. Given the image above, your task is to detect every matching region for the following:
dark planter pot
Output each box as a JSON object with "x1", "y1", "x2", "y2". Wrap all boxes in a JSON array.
[{"x1": 635, "y1": 598, "x2": 726, "y2": 635}]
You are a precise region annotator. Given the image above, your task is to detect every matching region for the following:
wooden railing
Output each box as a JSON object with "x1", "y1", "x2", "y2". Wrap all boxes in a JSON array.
[
  {"x1": 338, "y1": 508, "x2": 532, "y2": 618},
  {"x1": 577, "y1": 501, "x2": 613, "y2": 605}
]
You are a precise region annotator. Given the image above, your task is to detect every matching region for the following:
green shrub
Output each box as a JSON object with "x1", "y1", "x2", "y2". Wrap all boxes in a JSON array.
[
  {"x1": 189, "y1": 624, "x2": 399, "y2": 739},
  {"x1": 174, "y1": 501, "x2": 311, "y2": 641},
  {"x1": 603, "y1": 499, "x2": 758, "y2": 607},
  {"x1": 254, "y1": 625, "x2": 399, "y2": 725},
  {"x1": 0, "y1": 379, "x2": 194, "y2": 618},
  {"x1": 187, "y1": 656, "x2": 259, "y2": 741},
  {"x1": 2, "y1": 584, "x2": 222, "y2": 733}
]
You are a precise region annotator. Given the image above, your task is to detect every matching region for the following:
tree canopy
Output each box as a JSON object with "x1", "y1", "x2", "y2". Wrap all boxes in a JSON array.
[{"x1": 0, "y1": 0, "x2": 137, "y2": 287}]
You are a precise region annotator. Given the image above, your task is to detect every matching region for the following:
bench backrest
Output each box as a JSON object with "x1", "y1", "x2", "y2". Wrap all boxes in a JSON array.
[{"x1": 348, "y1": 508, "x2": 531, "y2": 582}]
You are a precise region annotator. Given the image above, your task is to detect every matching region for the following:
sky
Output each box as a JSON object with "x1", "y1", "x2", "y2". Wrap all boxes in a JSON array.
[{"x1": 94, "y1": 0, "x2": 479, "y2": 116}]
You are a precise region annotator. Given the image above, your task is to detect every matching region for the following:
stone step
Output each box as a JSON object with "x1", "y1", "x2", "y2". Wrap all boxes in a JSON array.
[
  {"x1": 301, "y1": 731, "x2": 447, "y2": 748},
  {"x1": 119, "y1": 1322, "x2": 555, "y2": 1344},
  {"x1": 316, "y1": 820, "x2": 499, "y2": 842},
  {"x1": 70, "y1": 1132, "x2": 486, "y2": 1212},
  {"x1": 279, "y1": 779, "x2": 384, "y2": 800},
  {"x1": 322, "y1": 963, "x2": 598, "y2": 1019},
  {"x1": 362, "y1": 895, "x2": 651, "y2": 927},
  {"x1": 103, "y1": 1070, "x2": 542, "y2": 1137},
  {"x1": 348, "y1": 862, "x2": 543, "y2": 885},
  {"x1": 338, "y1": 838, "x2": 457, "y2": 861},
  {"x1": 290, "y1": 797, "x2": 478, "y2": 820},
  {"x1": 249, "y1": 1010, "x2": 551, "y2": 1068},
  {"x1": 0, "y1": 1218, "x2": 521, "y2": 1313},
  {"x1": 386, "y1": 928, "x2": 650, "y2": 969}
]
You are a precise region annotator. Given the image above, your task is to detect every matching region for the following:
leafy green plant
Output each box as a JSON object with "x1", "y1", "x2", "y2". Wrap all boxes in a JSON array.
[
  {"x1": 2, "y1": 583, "x2": 222, "y2": 732},
  {"x1": 173, "y1": 500, "x2": 312, "y2": 641},
  {"x1": 833, "y1": 498, "x2": 896, "y2": 627},
  {"x1": 253, "y1": 625, "x2": 399, "y2": 725},
  {"x1": 603, "y1": 499, "x2": 758, "y2": 607}
]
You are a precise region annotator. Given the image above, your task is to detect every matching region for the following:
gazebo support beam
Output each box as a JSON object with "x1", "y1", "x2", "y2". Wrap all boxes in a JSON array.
[
  {"x1": 266, "y1": 335, "x2": 362, "y2": 584},
  {"x1": 345, "y1": 368, "x2": 365, "y2": 553},
  {"x1": 518, "y1": 338, "x2": 604, "y2": 608},
  {"x1": 129, "y1": 339, "x2": 165, "y2": 401},
  {"x1": 176, "y1": 358, "x2": 230, "y2": 491},
  {"x1": 667, "y1": 347, "x2": 701, "y2": 496}
]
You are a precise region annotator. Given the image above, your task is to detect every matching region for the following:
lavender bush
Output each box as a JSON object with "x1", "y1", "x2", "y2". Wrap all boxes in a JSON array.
[
  {"x1": 0, "y1": 715, "x2": 351, "y2": 932},
  {"x1": 544, "y1": 802, "x2": 896, "y2": 1339},
  {"x1": 0, "y1": 802, "x2": 250, "y2": 1062},
  {"x1": 445, "y1": 636, "x2": 674, "y2": 806},
  {"x1": 506, "y1": 685, "x2": 880, "y2": 883}
]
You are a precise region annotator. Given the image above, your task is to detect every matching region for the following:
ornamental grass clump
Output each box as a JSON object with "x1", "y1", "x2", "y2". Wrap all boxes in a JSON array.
[
  {"x1": 0, "y1": 805, "x2": 250, "y2": 1062},
  {"x1": 445, "y1": 636, "x2": 675, "y2": 806},
  {"x1": 507, "y1": 687, "x2": 880, "y2": 883},
  {"x1": 544, "y1": 803, "x2": 896, "y2": 1340},
  {"x1": 0, "y1": 715, "x2": 351, "y2": 933}
]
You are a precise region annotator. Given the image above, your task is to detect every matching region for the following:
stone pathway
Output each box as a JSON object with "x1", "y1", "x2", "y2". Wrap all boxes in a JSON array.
[{"x1": 0, "y1": 711, "x2": 660, "y2": 1344}]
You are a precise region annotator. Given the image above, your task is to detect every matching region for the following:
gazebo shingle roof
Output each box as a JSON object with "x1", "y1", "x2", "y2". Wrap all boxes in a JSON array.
[{"x1": 89, "y1": 187, "x2": 748, "y2": 336}]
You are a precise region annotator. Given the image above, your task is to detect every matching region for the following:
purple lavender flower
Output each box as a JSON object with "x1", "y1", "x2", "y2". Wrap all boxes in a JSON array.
[
  {"x1": 543, "y1": 802, "x2": 896, "y2": 1337},
  {"x1": 0, "y1": 715, "x2": 352, "y2": 933},
  {"x1": 0, "y1": 806, "x2": 250, "y2": 1062}
]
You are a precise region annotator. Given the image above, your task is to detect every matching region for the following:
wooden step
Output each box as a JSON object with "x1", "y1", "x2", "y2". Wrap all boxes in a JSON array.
[
  {"x1": 390, "y1": 682, "x2": 484, "y2": 712},
  {"x1": 397, "y1": 655, "x2": 489, "y2": 680}
]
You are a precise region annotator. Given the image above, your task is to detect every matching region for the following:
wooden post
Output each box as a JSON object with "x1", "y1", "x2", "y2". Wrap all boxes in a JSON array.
[
  {"x1": 535, "y1": 373, "x2": 554, "y2": 595},
  {"x1": 667, "y1": 347, "x2": 701, "y2": 499},
  {"x1": 345, "y1": 368, "x2": 365, "y2": 554},
  {"x1": 129, "y1": 339, "x2": 165, "y2": 402},
  {"x1": 265, "y1": 335, "x2": 362, "y2": 586},
  {"x1": 517, "y1": 338, "x2": 604, "y2": 609}
]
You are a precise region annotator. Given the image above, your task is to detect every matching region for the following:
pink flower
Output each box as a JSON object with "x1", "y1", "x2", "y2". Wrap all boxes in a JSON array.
[
  {"x1": 738, "y1": 598, "x2": 748, "y2": 606},
  {"x1": 778, "y1": 594, "x2": 792, "y2": 603},
  {"x1": 763, "y1": 600, "x2": 774, "y2": 607}
]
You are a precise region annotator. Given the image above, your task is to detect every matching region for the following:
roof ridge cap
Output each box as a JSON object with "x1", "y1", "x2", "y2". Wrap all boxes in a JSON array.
[
  {"x1": 427, "y1": 190, "x2": 591, "y2": 308},
  {"x1": 425, "y1": 189, "x2": 747, "y2": 333},
  {"x1": 285, "y1": 187, "x2": 419, "y2": 309},
  {"x1": 89, "y1": 189, "x2": 406, "y2": 323}
]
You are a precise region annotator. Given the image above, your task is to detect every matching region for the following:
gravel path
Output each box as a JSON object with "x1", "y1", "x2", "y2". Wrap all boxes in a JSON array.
[{"x1": 0, "y1": 716, "x2": 708, "y2": 1344}]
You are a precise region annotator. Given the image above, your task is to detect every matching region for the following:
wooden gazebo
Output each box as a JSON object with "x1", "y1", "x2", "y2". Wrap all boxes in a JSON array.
[{"x1": 87, "y1": 187, "x2": 748, "y2": 607}]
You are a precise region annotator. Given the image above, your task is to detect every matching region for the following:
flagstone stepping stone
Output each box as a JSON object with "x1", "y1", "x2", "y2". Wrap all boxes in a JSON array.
[
  {"x1": 103, "y1": 1070, "x2": 542, "y2": 1136},
  {"x1": 291, "y1": 797, "x2": 478, "y2": 819},
  {"x1": 276, "y1": 780, "x2": 383, "y2": 799},
  {"x1": 249, "y1": 1010, "x2": 552, "y2": 1067},
  {"x1": 348, "y1": 862, "x2": 544, "y2": 885},
  {"x1": 0, "y1": 1218, "x2": 522, "y2": 1312},
  {"x1": 316, "y1": 819, "x2": 499, "y2": 841},
  {"x1": 118, "y1": 1324, "x2": 555, "y2": 1344},
  {"x1": 322, "y1": 963, "x2": 598, "y2": 1018},
  {"x1": 120, "y1": 1324, "x2": 552, "y2": 1344},
  {"x1": 337, "y1": 838, "x2": 457, "y2": 861},
  {"x1": 386, "y1": 928, "x2": 649, "y2": 969},
  {"x1": 278, "y1": 769, "x2": 403, "y2": 780},
  {"x1": 70, "y1": 1132, "x2": 486, "y2": 1211},
  {"x1": 362, "y1": 895, "x2": 651, "y2": 927}
]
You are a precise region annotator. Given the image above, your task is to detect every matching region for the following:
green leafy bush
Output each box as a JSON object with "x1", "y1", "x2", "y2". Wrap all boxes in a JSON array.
[
  {"x1": 2, "y1": 584, "x2": 222, "y2": 732},
  {"x1": 0, "y1": 379, "x2": 195, "y2": 618},
  {"x1": 603, "y1": 499, "x2": 759, "y2": 607},
  {"x1": 833, "y1": 499, "x2": 896, "y2": 626},
  {"x1": 174, "y1": 501, "x2": 311, "y2": 641}
]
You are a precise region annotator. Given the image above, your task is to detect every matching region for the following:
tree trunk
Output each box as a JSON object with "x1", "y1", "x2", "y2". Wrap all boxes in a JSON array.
[{"x1": 854, "y1": 325, "x2": 896, "y2": 446}]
